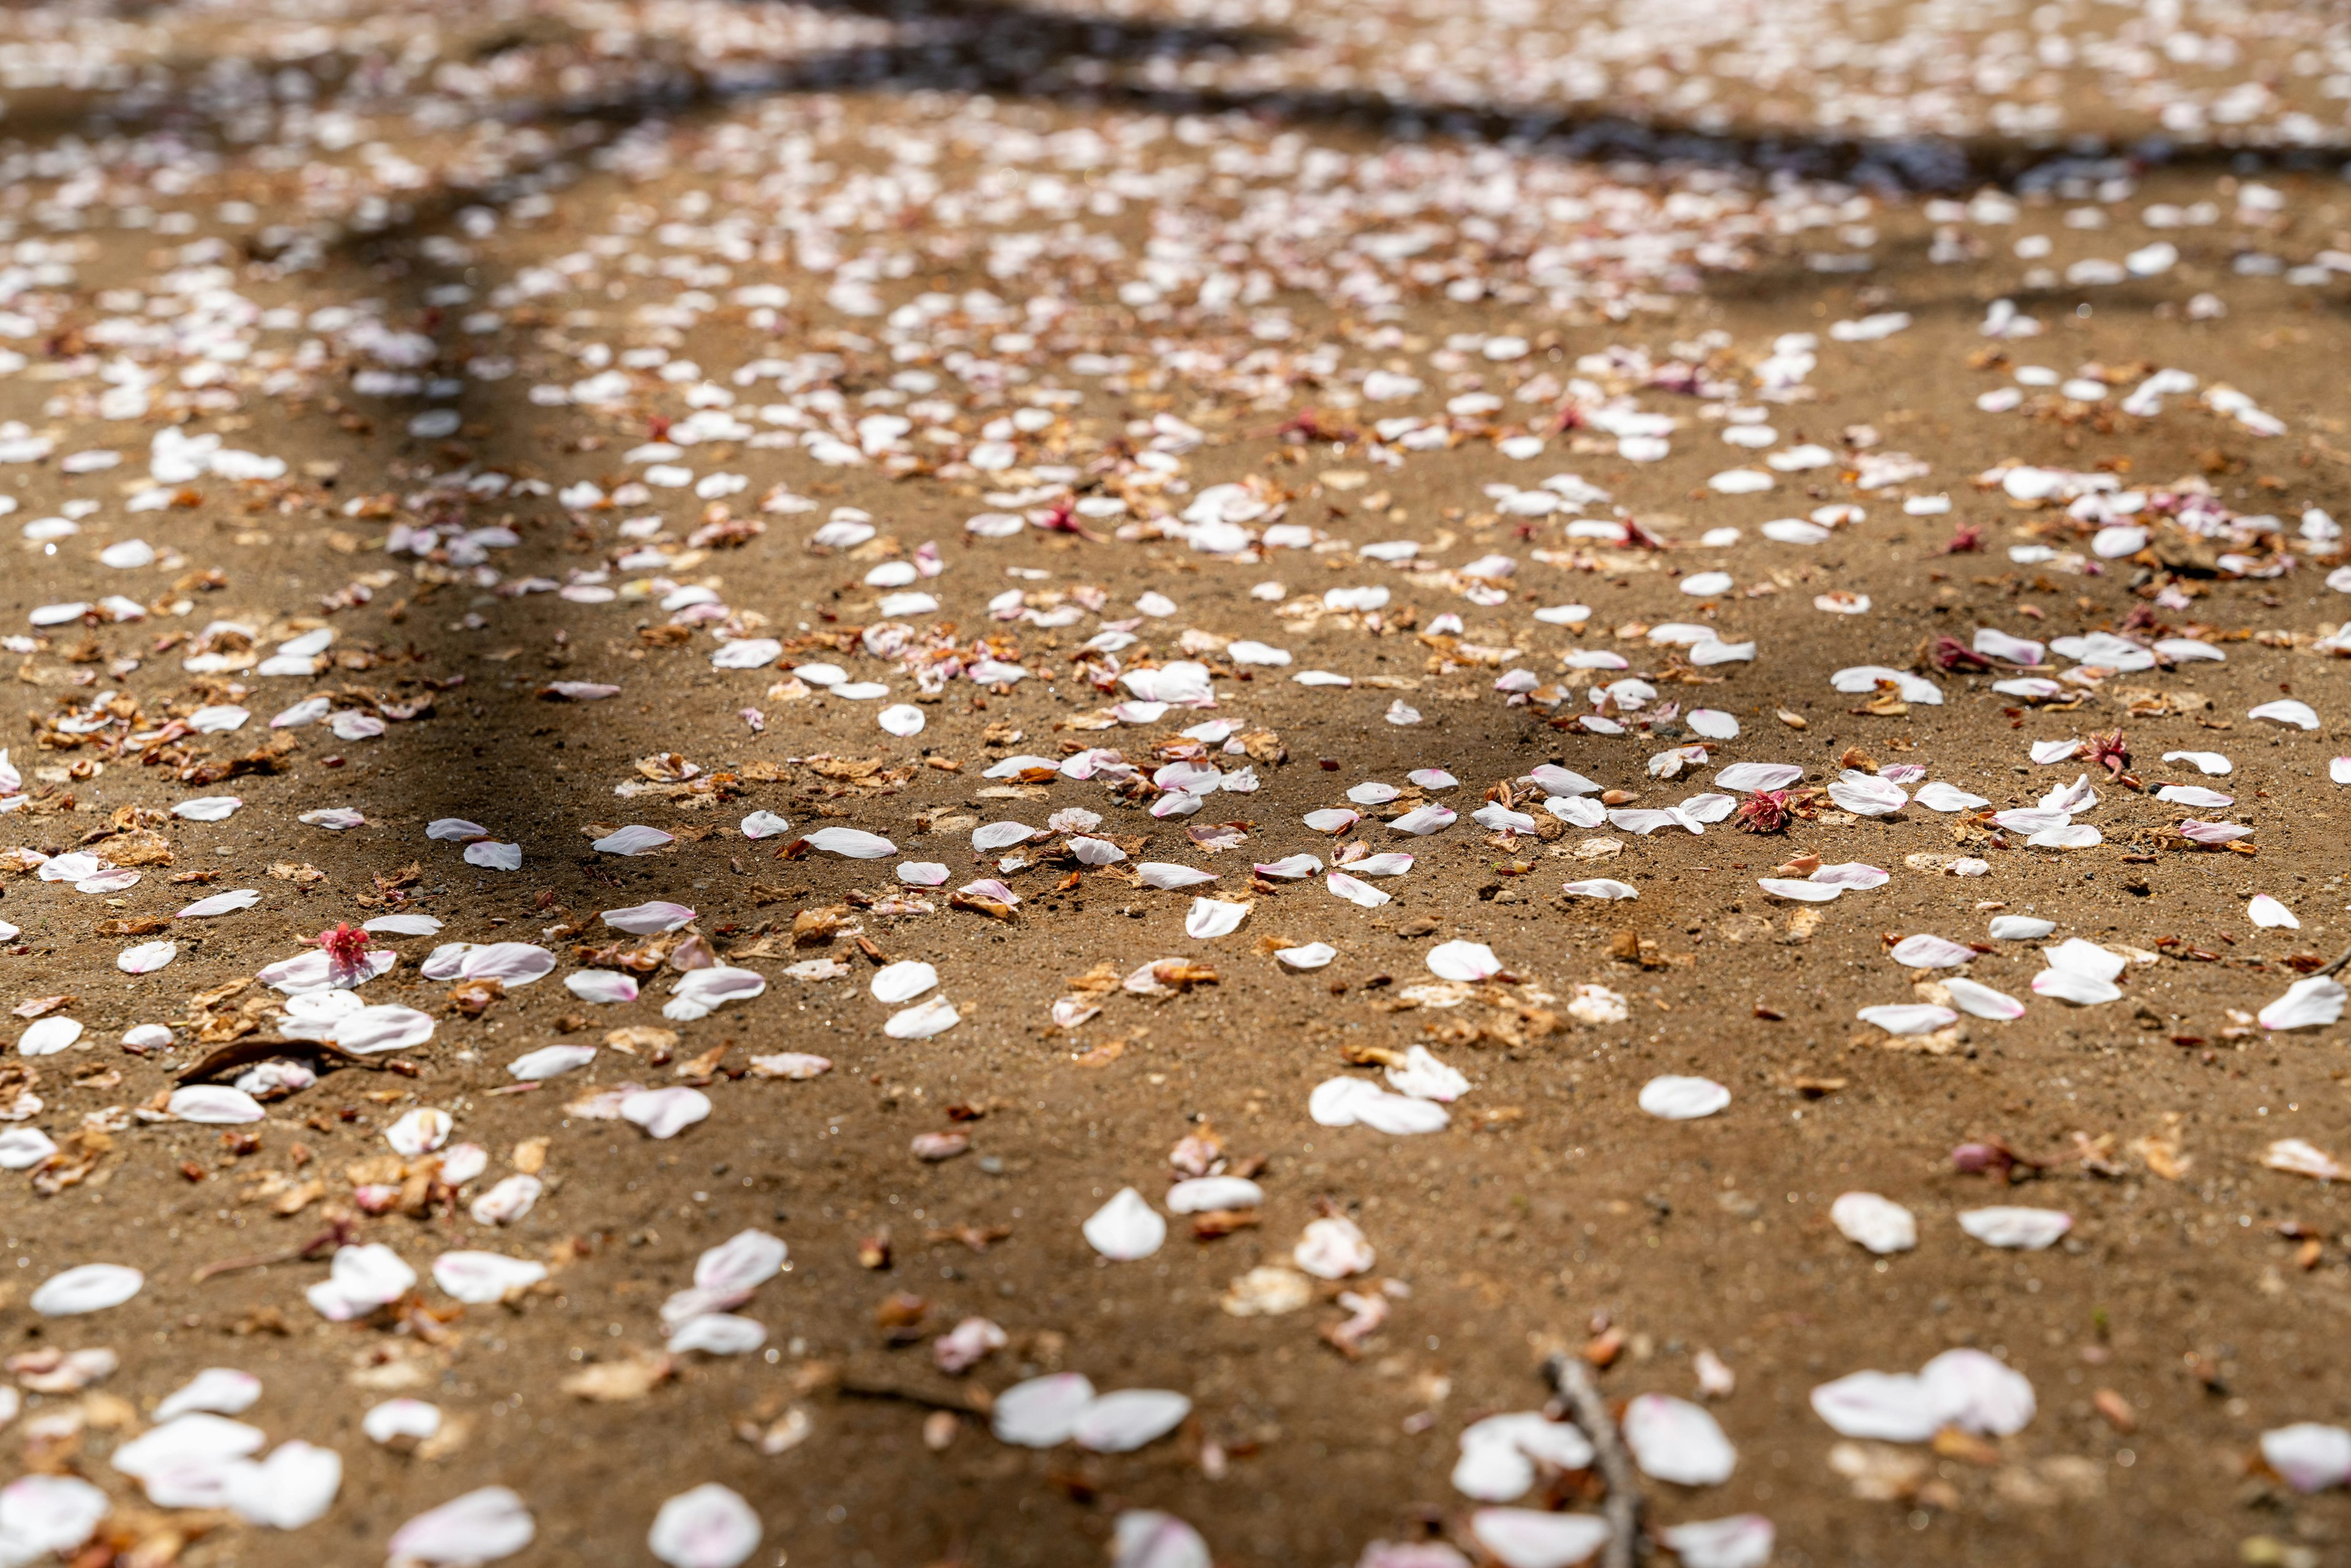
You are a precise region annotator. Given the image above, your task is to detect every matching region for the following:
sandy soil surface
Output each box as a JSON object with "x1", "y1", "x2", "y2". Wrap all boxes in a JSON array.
[{"x1": 7, "y1": 1, "x2": 2351, "y2": 1566}]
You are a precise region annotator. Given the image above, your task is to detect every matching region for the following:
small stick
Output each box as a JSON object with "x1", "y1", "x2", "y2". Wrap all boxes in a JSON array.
[
  {"x1": 834, "y1": 1375, "x2": 994, "y2": 1416},
  {"x1": 191, "y1": 1220, "x2": 350, "y2": 1282},
  {"x1": 2315, "y1": 944, "x2": 2351, "y2": 980},
  {"x1": 1545, "y1": 1352, "x2": 1641, "y2": 1568}
]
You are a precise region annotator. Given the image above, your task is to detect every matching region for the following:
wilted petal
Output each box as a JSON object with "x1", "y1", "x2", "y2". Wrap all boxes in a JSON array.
[
  {"x1": 1294, "y1": 1215, "x2": 1376, "y2": 1278},
  {"x1": 386, "y1": 1108, "x2": 453, "y2": 1156},
  {"x1": 471, "y1": 1174, "x2": 545, "y2": 1226}
]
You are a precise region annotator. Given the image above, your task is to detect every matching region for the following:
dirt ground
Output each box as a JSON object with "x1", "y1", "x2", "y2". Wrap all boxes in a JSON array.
[{"x1": 9, "y1": 1, "x2": 2351, "y2": 1565}]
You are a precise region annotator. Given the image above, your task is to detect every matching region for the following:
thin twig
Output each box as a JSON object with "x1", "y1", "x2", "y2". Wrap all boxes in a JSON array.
[
  {"x1": 190, "y1": 1220, "x2": 350, "y2": 1282},
  {"x1": 2315, "y1": 943, "x2": 2351, "y2": 980},
  {"x1": 1545, "y1": 1352, "x2": 1641, "y2": 1568}
]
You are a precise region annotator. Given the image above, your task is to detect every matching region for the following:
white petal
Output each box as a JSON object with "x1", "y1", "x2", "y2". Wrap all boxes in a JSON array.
[
  {"x1": 2031, "y1": 969, "x2": 2121, "y2": 1005},
  {"x1": 1082, "y1": 1188, "x2": 1166, "y2": 1260},
  {"x1": 2261, "y1": 977, "x2": 2345, "y2": 1032},
  {"x1": 176, "y1": 888, "x2": 260, "y2": 918},
  {"x1": 650, "y1": 1484, "x2": 762, "y2": 1568},
  {"x1": 362, "y1": 1399, "x2": 442, "y2": 1447},
  {"x1": 803, "y1": 827, "x2": 896, "y2": 858},
  {"x1": 1889, "y1": 934, "x2": 1975, "y2": 968},
  {"x1": 603, "y1": 900, "x2": 697, "y2": 934},
  {"x1": 388, "y1": 1487, "x2": 535, "y2": 1565},
  {"x1": 1469, "y1": 1508, "x2": 1612, "y2": 1568},
  {"x1": 2251, "y1": 699, "x2": 2321, "y2": 730},
  {"x1": 1073, "y1": 1390, "x2": 1193, "y2": 1453},
  {"x1": 593, "y1": 824, "x2": 675, "y2": 855},
  {"x1": 227, "y1": 1440, "x2": 342, "y2": 1529},
  {"x1": 1922, "y1": 1348, "x2": 2037, "y2": 1436},
  {"x1": 621, "y1": 1087, "x2": 713, "y2": 1138},
  {"x1": 1856, "y1": 1004, "x2": 1957, "y2": 1036},
  {"x1": 1957, "y1": 1206, "x2": 2072, "y2": 1250},
  {"x1": 1184, "y1": 898, "x2": 1250, "y2": 939},
  {"x1": 1426, "y1": 940, "x2": 1501, "y2": 981},
  {"x1": 1809, "y1": 1371, "x2": 1940, "y2": 1441},
  {"x1": 2262, "y1": 1425, "x2": 2351, "y2": 1493},
  {"x1": 565, "y1": 970, "x2": 640, "y2": 1005},
  {"x1": 1622, "y1": 1394, "x2": 1736, "y2": 1485},
  {"x1": 507, "y1": 1045, "x2": 595, "y2": 1082},
  {"x1": 1166, "y1": 1176, "x2": 1265, "y2": 1213},
  {"x1": 992, "y1": 1374, "x2": 1097, "y2": 1447},
  {"x1": 871, "y1": 961, "x2": 938, "y2": 1003},
  {"x1": 169, "y1": 1085, "x2": 265, "y2": 1123},
  {"x1": 155, "y1": 1368, "x2": 262, "y2": 1422},
  {"x1": 883, "y1": 997, "x2": 962, "y2": 1039},
  {"x1": 1638, "y1": 1076, "x2": 1730, "y2": 1120},
  {"x1": 1943, "y1": 977, "x2": 2026, "y2": 1020},
  {"x1": 2250, "y1": 895, "x2": 2302, "y2": 930},
  {"x1": 431, "y1": 1251, "x2": 547, "y2": 1304},
  {"x1": 1659, "y1": 1516, "x2": 1775, "y2": 1568},
  {"x1": 31, "y1": 1263, "x2": 143, "y2": 1315},
  {"x1": 1830, "y1": 1193, "x2": 1917, "y2": 1254}
]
